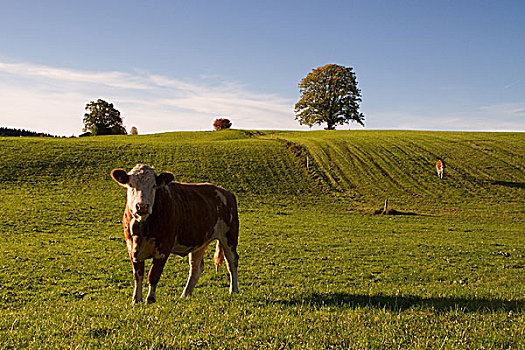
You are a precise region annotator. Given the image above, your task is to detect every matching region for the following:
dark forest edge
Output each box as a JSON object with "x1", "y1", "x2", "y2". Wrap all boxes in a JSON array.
[{"x1": 0, "y1": 127, "x2": 62, "y2": 138}]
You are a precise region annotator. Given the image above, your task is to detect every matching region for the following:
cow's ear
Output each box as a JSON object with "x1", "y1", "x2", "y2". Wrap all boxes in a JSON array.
[
  {"x1": 156, "y1": 172, "x2": 174, "y2": 187},
  {"x1": 111, "y1": 169, "x2": 129, "y2": 186}
]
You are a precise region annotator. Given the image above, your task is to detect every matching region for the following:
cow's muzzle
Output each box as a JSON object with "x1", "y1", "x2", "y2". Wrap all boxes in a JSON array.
[
  {"x1": 135, "y1": 203, "x2": 150, "y2": 216},
  {"x1": 132, "y1": 203, "x2": 151, "y2": 223}
]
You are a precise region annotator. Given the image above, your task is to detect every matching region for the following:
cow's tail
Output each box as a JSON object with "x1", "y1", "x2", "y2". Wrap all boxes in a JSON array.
[{"x1": 214, "y1": 240, "x2": 224, "y2": 273}]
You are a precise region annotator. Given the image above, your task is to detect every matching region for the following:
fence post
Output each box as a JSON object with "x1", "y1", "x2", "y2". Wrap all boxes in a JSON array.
[{"x1": 306, "y1": 155, "x2": 309, "y2": 169}]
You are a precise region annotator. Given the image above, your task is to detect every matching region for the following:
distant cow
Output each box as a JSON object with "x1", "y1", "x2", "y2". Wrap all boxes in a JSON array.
[
  {"x1": 436, "y1": 160, "x2": 445, "y2": 179},
  {"x1": 111, "y1": 164, "x2": 239, "y2": 304}
]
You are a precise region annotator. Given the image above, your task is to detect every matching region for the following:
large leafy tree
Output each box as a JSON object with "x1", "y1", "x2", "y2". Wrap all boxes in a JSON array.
[
  {"x1": 82, "y1": 99, "x2": 126, "y2": 135},
  {"x1": 294, "y1": 64, "x2": 365, "y2": 130}
]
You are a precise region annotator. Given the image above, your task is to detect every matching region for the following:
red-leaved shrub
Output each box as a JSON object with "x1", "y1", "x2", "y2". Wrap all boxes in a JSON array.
[{"x1": 213, "y1": 118, "x2": 232, "y2": 131}]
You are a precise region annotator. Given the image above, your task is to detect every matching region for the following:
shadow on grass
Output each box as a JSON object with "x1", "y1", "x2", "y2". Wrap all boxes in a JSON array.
[
  {"x1": 272, "y1": 292, "x2": 524, "y2": 313},
  {"x1": 491, "y1": 180, "x2": 525, "y2": 189},
  {"x1": 372, "y1": 209, "x2": 423, "y2": 216}
]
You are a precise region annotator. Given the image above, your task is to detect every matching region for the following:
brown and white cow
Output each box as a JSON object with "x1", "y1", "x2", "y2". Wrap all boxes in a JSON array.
[
  {"x1": 436, "y1": 160, "x2": 445, "y2": 179},
  {"x1": 111, "y1": 164, "x2": 239, "y2": 304}
]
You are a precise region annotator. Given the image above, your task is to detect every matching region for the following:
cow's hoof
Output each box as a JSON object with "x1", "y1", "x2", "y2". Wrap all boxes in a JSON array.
[
  {"x1": 131, "y1": 297, "x2": 142, "y2": 305},
  {"x1": 146, "y1": 297, "x2": 156, "y2": 305}
]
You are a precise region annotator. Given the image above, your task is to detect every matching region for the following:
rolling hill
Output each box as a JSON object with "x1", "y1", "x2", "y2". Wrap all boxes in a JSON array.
[
  {"x1": 2, "y1": 129, "x2": 523, "y2": 209},
  {"x1": 1, "y1": 130, "x2": 524, "y2": 349}
]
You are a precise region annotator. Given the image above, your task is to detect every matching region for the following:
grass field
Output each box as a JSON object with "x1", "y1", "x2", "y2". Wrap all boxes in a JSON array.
[{"x1": 1, "y1": 130, "x2": 524, "y2": 349}]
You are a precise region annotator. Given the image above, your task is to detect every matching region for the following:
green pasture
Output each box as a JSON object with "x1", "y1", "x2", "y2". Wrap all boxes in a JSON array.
[{"x1": 0, "y1": 130, "x2": 524, "y2": 349}]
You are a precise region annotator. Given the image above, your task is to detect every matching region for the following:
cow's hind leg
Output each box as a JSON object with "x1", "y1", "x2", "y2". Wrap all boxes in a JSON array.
[
  {"x1": 219, "y1": 236, "x2": 239, "y2": 294},
  {"x1": 146, "y1": 257, "x2": 168, "y2": 304},
  {"x1": 181, "y1": 246, "x2": 207, "y2": 297}
]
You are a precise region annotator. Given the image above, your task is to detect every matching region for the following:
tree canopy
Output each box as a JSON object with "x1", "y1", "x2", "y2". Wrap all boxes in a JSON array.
[
  {"x1": 294, "y1": 64, "x2": 364, "y2": 130},
  {"x1": 82, "y1": 99, "x2": 126, "y2": 135}
]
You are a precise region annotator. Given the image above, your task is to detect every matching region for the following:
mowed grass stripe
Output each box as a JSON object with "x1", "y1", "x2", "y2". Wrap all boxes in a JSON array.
[{"x1": 278, "y1": 130, "x2": 525, "y2": 207}]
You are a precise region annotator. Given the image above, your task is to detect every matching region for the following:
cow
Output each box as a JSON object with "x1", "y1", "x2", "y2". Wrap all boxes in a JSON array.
[
  {"x1": 436, "y1": 160, "x2": 445, "y2": 179},
  {"x1": 111, "y1": 164, "x2": 239, "y2": 304}
]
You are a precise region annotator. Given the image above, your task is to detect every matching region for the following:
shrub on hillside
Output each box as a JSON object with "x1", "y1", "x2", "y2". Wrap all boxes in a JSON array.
[{"x1": 213, "y1": 118, "x2": 232, "y2": 131}]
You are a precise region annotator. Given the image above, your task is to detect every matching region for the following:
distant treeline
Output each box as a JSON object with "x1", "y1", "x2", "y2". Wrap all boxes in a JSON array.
[{"x1": 0, "y1": 127, "x2": 61, "y2": 138}]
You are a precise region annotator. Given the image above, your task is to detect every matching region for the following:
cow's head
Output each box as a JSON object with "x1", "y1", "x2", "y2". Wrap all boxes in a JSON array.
[{"x1": 111, "y1": 164, "x2": 174, "y2": 223}]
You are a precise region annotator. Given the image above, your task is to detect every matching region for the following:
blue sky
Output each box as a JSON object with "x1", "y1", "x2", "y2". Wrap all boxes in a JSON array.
[{"x1": 1, "y1": 0, "x2": 524, "y2": 135}]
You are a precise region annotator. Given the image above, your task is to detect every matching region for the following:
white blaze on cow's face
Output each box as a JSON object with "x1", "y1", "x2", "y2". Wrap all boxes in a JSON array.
[
  {"x1": 126, "y1": 165, "x2": 157, "y2": 222},
  {"x1": 111, "y1": 164, "x2": 174, "y2": 223}
]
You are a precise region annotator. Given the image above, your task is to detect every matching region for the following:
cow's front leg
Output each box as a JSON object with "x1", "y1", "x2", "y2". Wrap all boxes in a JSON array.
[
  {"x1": 146, "y1": 257, "x2": 168, "y2": 304},
  {"x1": 132, "y1": 261, "x2": 145, "y2": 304}
]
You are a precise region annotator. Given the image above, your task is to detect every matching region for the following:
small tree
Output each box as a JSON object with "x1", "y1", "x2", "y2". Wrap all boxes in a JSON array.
[
  {"x1": 213, "y1": 118, "x2": 232, "y2": 131},
  {"x1": 294, "y1": 64, "x2": 364, "y2": 130},
  {"x1": 83, "y1": 99, "x2": 126, "y2": 135},
  {"x1": 130, "y1": 126, "x2": 138, "y2": 135}
]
